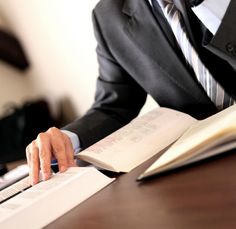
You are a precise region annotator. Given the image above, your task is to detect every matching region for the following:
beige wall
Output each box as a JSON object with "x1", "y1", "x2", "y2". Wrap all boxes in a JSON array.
[{"x1": 0, "y1": 0, "x2": 157, "y2": 124}]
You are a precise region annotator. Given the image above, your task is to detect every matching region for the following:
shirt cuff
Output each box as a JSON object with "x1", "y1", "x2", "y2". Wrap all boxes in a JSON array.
[
  {"x1": 192, "y1": 0, "x2": 231, "y2": 35},
  {"x1": 61, "y1": 130, "x2": 81, "y2": 154},
  {"x1": 61, "y1": 130, "x2": 92, "y2": 167}
]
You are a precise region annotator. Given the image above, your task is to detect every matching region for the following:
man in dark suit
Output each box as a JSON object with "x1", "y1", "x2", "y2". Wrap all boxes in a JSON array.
[{"x1": 26, "y1": 0, "x2": 236, "y2": 184}]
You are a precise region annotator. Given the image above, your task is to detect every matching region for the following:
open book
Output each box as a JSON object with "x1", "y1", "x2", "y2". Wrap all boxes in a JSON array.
[
  {"x1": 77, "y1": 107, "x2": 196, "y2": 172},
  {"x1": 137, "y1": 104, "x2": 236, "y2": 180},
  {"x1": 0, "y1": 167, "x2": 114, "y2": 228}
]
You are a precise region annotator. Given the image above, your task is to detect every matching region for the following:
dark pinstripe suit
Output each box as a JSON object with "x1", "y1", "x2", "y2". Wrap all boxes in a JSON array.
[{"x1": 63, "y1": 0, "x2": 236, "y2": 149}]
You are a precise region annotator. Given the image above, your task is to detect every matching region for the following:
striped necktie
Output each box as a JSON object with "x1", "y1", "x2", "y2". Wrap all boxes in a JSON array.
[{"x1": 152, "y1": 0, "x2": 235, "y2": 110}]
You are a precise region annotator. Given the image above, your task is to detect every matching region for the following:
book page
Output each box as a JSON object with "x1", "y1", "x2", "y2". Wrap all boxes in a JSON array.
[
  {"x1": 0, "y1": 176, "x2": 31, "y2": 204},
  {"x1": 140, "y1": 104, "x2": 236, "y2": 179},
  {"x1": 0, "y1": 164, "x2": 29, "y2": 191},
  {"x1": 78, "y1": 107, "x2": 196, "y2": 172},
  {"x1": 0, "y1": 167, "x2": 114, "y2": 229}
]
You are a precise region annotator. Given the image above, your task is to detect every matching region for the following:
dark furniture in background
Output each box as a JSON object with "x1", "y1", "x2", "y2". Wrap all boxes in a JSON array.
[
  {"x1": 0, "y1": 100, "x2": 55, "y2": 164},
  {"x1": 0, "y1": 29, "x2": 30, "y2": 174},
  {"x1": 0, "y1": 29, "x2": 29, "y2": 70}
]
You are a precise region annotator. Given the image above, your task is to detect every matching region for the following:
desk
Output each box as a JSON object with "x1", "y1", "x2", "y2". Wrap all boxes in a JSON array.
[{"x1": 46, "y1": 153, "x2": 236, "y2": 229}]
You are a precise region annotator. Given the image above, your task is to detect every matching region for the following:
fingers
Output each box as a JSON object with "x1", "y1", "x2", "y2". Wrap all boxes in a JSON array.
[
  {"x1": 26, "y1": 127, "x2": 75, "y2": 185},
  {"x1": 63, "y1": 133, "x2": 76, "y2": 167},
  {"x1": 48, "y1": 128, "x2": 69, "y2": 172},
  {"x1": 37, "y1": 133, "x2": 52, "y2": 181},
  {"x1": 26, "y1": 141, "x2": 40, "y2": 185},
  {"x1": 51, "y1": 128, "x2": 75, "y2": 168}
]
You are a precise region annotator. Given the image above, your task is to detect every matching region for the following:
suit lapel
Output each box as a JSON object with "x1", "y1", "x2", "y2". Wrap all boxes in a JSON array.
[
  {"x1": 122, "y1": 0, "x2": 210, "y2": 103},
  {"x1": 122, "y1": 0, "x2": 182, "y2": 72}
]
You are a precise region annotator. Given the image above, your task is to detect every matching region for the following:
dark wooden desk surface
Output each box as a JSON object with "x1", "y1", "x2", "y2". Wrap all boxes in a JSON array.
[{"x1": 46, "y1": 152, "x2": 236, "y2": 229}]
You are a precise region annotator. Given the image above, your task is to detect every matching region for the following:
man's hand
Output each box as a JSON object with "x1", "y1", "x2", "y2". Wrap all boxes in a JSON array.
[{"x1": 26, "y1": 127, "x2": 75, "y2": 185}]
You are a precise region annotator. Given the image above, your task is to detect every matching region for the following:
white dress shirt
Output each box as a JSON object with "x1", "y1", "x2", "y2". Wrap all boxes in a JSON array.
[
  {"x1": 64, "y1": 0, "x2": 231, "y2": 154},
  {"x1": 61, "y1": 130, "x2": 81, "y2": 154},
  {"x1": 192, "y1": 0, "x2": 231, "y2": 34},
  {"x1": 149, "y1": 0, "x2": 231, "y2": 34}
]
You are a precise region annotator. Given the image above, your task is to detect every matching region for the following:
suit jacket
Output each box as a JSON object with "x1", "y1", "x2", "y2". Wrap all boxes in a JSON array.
[{"x1": 64, "y1": 0, "x2": 236, "y2": 149}]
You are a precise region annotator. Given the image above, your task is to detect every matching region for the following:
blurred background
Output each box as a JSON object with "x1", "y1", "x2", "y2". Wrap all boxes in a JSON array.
[
  {"x1": 0, "y1": 0, "x2": 156, "y2": 168},
  {"x1": 0, "y1": 0, "x2": 100, "y2": 124}
]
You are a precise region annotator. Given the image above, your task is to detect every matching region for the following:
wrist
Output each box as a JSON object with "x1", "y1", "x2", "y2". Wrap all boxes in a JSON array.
[{"x1": 61, "y1": 130, "x2": 81, "y2": 153}]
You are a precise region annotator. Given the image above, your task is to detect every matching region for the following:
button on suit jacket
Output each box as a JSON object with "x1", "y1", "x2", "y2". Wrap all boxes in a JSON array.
[{"x1": 63, "y1": 0, "x2": 236, "y2": 149}]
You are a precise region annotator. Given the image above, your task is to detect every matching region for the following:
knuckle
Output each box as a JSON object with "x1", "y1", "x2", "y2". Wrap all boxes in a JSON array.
[
  {"x1": 32, "y1": 140, "x2": 37, "y2": 148},
  {"x1": 26, "y1": 140, "x2": 37, "y2": 155},
  {"x1": 37, "y1": 132, "x2": 45, "y2": 141},
  {"x1": 47, "y1": 126, "x2": 58, "y2": 134}
]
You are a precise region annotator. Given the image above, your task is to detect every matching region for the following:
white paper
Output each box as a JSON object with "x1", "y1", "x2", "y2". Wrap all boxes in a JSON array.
[
  {"x1": 78, "y1": 107, "x2": 196, "y2": 172},
  {"x1": 0, "y1": 167, "x2": 114, "y2": 229}
]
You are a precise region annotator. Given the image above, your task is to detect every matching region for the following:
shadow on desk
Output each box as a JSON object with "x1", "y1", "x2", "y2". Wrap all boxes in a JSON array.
[
  {"x1": 46, "y1": 151, "x2": 236, "y2": 229},
  {"x1": 137, "y1": 148, "x2": 236, "y2": 183}
]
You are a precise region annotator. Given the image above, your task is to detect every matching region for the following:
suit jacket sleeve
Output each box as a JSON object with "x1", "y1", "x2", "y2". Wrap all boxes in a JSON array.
[
  {"x1": 62, "y1": 7, "x2": 147, "y2": 149},
  {"x1": 205, "y1": 0, "x2": 236, "y2": 70}
]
